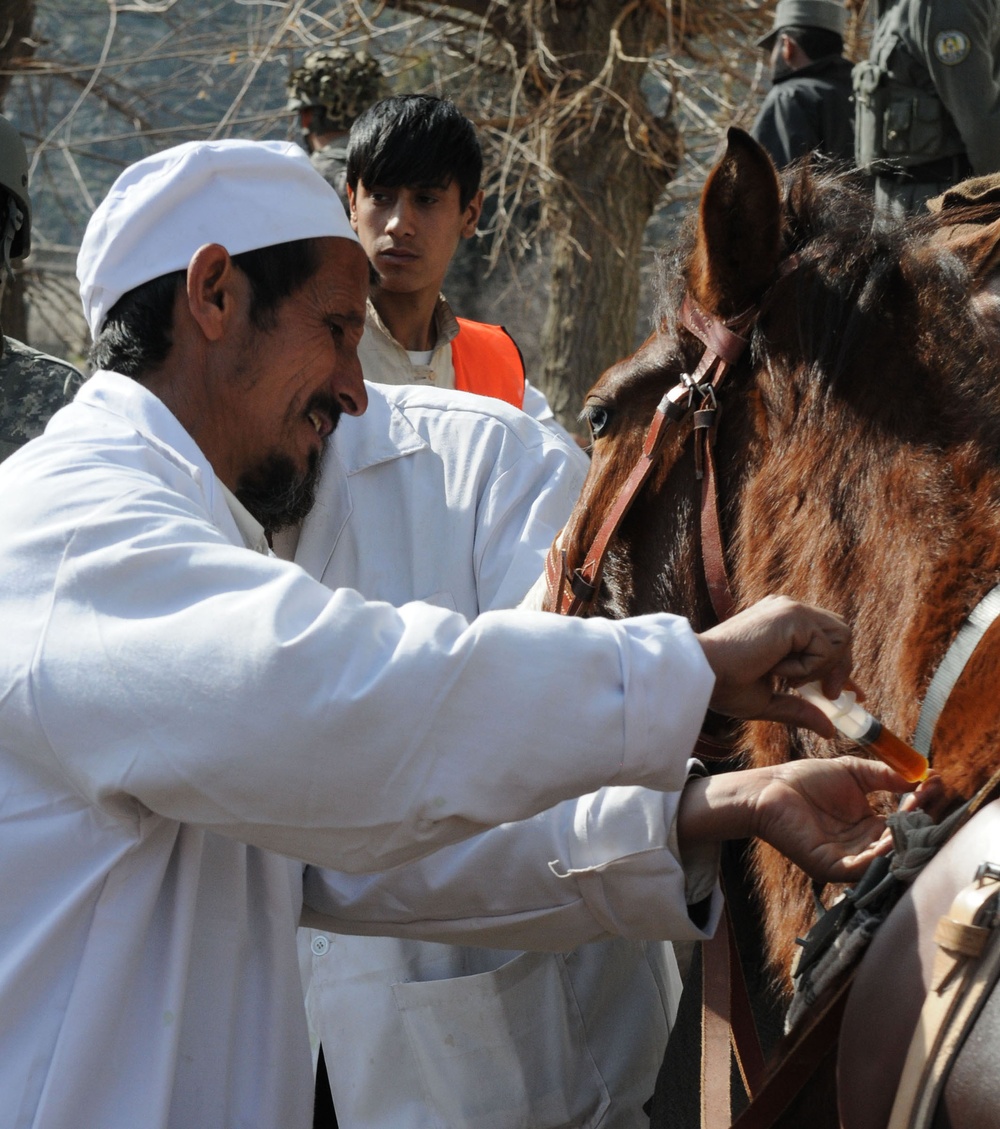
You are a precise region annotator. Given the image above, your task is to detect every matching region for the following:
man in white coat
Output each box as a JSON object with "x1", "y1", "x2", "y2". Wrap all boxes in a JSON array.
[
  {"x1": 276, "y1": 384, "x2": 683, "y2": 1128},
  {"x1": 0, "y1": 138, "x2": 917, "y2": 1129}
]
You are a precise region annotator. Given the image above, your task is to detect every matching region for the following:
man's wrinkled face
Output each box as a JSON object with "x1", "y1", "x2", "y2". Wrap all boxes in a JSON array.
[{"x1": 222, "y1": 236, "x2": 369, "y2": 530}]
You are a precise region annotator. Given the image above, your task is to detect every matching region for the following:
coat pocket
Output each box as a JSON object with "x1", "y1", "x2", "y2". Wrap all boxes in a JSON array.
[{"x1": 391, "y1": 950, "x2": 610, "y2": 1129}]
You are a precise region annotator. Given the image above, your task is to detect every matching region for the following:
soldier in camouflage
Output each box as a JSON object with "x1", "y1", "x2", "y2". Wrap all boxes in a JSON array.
[
  {"x1": 286, "y1": 48, "x2": 384, "y2": 204},
  {"x1": 0, "y1": 113, "x2": 83, "y2": 462}
]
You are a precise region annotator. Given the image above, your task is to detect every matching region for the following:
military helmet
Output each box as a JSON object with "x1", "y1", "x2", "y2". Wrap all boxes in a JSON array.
[
  {"x1": 286, "y1": 48, "x2": 384, "y2": 134},
  {"x1": 0, "y1": 114, "x2": 30, "y2": 258}
]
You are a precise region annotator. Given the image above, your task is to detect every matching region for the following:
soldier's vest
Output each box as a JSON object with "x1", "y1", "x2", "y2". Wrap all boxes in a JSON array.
[{"x1": 854, "y1": 1, "x2": 966, "y2": 175}]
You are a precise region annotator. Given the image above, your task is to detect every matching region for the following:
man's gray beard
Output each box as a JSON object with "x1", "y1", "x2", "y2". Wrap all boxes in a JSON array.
[{"x1": 236, "y1": 446, "x2": 323, "y2": 533}]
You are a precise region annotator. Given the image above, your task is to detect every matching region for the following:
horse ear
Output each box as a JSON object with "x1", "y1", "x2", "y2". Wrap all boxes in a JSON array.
[{"x1": 689, "y1": 127, "x2": 783, "y2": 316}]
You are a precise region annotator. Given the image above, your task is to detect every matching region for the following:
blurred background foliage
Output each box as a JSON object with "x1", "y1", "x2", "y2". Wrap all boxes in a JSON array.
[{"x1": 2, "y1": 0, "x2": 871, "y2": 428}]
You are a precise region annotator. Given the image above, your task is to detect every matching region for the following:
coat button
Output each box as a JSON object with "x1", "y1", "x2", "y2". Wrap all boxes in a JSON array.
[{"x1": 311, "y1": 935, "x2": 330, "y2": 956}]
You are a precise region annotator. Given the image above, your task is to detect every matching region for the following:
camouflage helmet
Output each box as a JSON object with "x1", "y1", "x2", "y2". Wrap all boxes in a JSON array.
[
  {"x1": 0, "y1": 114, "x2": 30, "y2": 259},
  {"x1": 286, "y1": 48, "x2": 384, "y2": 134}
]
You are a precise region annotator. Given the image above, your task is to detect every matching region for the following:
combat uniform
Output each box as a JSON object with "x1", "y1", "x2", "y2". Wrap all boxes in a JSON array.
[
  {"x1": 855, "y1": 0, "x2": 1000, "y2": 214},
  {"x1": 0, "y1": 335, "x2": 83, "y2": 461},
  {"x1": 286, "y1": 48, "x2": 382, "y2": 205},
  {"x1": 309, "y1": 144, "x2": 349, "y2": 205},
  {"x1": 752, "y1": 54, "x2": 855, "y2": 167}
]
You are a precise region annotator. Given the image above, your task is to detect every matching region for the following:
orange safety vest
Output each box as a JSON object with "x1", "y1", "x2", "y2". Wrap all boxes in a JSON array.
[{"x1": 452, "y1": 318, "x2": 526, "y2": 410}]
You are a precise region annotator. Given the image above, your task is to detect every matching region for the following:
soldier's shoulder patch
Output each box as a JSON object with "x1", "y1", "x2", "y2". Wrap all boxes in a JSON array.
[{"x1": 934, "y1": 30, "x2": 971, "y2": 66}]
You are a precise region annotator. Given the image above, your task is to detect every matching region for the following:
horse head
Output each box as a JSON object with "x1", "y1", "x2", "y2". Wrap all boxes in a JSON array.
[{"x1": 552, "y1": 127, "x2": 1000, "y2": 984}]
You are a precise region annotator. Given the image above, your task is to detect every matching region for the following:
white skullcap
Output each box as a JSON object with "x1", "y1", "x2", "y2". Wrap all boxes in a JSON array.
[{"x1": 77, "y1": 138, "x2": 359, "y2": 338}]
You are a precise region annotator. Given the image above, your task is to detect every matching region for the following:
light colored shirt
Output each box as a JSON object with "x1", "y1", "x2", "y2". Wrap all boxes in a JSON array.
[
  {"x1": 0, "y1": 371, "x2": 719, "y2": 1128},
  {"x1": 279, "y1": 383, "x2": 697, "y2": 1127},
  {"x1": 359, "y1": 295, "x2": 590, "y2": 467}
]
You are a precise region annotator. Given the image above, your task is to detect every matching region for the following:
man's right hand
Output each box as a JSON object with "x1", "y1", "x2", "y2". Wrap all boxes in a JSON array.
[{"x1": 696, "y1": 595, "x2": 852, "y2": 736}]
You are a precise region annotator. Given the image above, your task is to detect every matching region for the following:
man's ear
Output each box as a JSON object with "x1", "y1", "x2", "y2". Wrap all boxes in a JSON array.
[
  {"x1": 461, "y1": 189, "x2": 484, "y2": 239},
  {"x1": 185, "y1": 243, "x2": 239, "y2": 342},
  {"x1": 346, "y1": 183, "x2": 359, "y2": 232}
]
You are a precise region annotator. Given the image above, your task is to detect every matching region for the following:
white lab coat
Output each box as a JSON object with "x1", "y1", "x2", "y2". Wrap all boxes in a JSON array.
[
  {"x1": 0, "y1": 372, "x2": 719, "y2": 1129},
  {"x1": 280, "y1": 384, "x2": 690, "y2": 1127}
]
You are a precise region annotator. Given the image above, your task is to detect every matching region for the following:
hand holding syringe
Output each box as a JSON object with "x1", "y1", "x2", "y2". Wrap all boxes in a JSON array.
[{"x1": 797, "y1": 683, "x2": 929, "y2": 783}]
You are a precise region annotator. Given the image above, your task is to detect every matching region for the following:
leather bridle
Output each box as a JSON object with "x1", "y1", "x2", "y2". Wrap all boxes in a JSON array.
[{"x1": 545, "y1": 291, "x2": 759, "y2": 623}]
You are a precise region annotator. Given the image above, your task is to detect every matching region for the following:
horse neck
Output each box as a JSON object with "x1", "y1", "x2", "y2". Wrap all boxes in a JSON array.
[{"x1": 730, "y1": 362, "x2": 1000, "y2": 737}]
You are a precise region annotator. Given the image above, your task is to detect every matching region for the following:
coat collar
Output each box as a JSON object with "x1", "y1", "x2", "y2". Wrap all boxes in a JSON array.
[
  {"x1": 284, "y1": 382, "x2": 428, "y2": 576},
  {"x1": 329, "y1": 381, "x2": 428, "y2": 475}
]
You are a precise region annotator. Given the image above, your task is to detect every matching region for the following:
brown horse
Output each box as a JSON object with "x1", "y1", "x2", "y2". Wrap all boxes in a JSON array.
[{"x1": 547, "y1": 129, "x2": 1000, "y2": 1122}]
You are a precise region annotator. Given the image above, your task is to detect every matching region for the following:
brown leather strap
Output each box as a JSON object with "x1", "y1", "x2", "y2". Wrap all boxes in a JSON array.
[
  {"x1": 682, "y1": 293, "x2": 752, "y2": 366},
  {"x1": 694, "y1": 731, "x2": 740, "y2": 762},
  {"x1": 544, "y1": 289, "x2": 777, "y2": 1129},
  {"x1": 545, "y1": 381, "x2": 693, "y2": 616},
  {"x1": 701, "y1": 873, "x2": 768, "y2": 1129},
  {"x1": 728, "y1": 908, "x2": 768, "y2": 1100},
  {"x1": 544, "y1": 297, "x2": 753, "y2": 618},
  {"x1": 728, "y1": 975, "x2": 854, "y2": 1129},
  {"x1": 702, "y1": 902, "x2": 734, "y2": 1129},
  {"x1": 698, "y1": 408, "x2": 737, "y2": 622}
]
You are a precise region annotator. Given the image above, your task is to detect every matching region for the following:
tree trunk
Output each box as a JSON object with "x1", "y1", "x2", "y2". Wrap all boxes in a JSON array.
[
  {"x1": 493, "y1": 0, "x2": 680, "y2": 434},
  {"x1": 538, "y1": 110, "x2": 677, "y2": 427},
  {"x1": 0, "y1": 0, "x2": 36, "y2": 105}
]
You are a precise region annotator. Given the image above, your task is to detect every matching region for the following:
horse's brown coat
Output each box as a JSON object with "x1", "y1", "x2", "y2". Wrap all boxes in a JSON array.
[{"x1": 553, "y1": 128, "x2": 1000, "y2": 989}]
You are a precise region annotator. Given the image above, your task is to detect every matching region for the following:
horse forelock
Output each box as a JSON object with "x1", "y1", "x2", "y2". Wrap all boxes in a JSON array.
[{"x1": 738, "y1": 165, "x2": 1000, "y2": 454}]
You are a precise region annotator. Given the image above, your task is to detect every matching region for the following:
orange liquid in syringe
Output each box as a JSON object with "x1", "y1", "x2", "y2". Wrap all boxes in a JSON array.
[{"x1": 860, "y1": 724, "x2": 929, "y2": 783}]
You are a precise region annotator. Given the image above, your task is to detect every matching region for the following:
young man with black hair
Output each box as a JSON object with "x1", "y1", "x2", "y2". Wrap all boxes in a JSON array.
[
  {"x1": 345, "y1": 94, "x2": 587, "y2": 458},
  {"x1": 750, "y1": 0, "x2": 855, "y2": 168}
]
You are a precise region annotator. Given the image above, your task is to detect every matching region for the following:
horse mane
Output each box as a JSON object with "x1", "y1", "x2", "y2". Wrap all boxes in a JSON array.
[{"x1": 654, "y1": 160, "x2": 1000, "y2": 457}]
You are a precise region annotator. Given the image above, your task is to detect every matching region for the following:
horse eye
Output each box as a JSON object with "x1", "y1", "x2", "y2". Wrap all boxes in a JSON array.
[{"x1": 587, "y1": 405, "x2": 610, "y2": 438}]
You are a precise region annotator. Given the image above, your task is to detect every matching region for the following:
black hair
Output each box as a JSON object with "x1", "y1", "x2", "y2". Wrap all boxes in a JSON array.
[
  {"x1": 89, "y1": 238, "x2": 322, "y2": 377},
  {"x1": 346, "y1": 95, "x2": 482, "y2": 210},
  {"x1": 781, "y1": 26, "x2": 844, "y2": 61}
]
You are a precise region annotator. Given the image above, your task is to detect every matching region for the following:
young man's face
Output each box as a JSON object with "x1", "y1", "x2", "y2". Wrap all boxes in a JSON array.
[{"x1": 348, "y1": 179, "x2": 483, "y2": 299}]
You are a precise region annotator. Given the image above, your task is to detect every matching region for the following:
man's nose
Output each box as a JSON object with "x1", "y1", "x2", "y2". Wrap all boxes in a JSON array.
[
  {"x1": 331, "y1": 349, "x2": 367, "y2": 417},
  {"x1": 384, "y1": 199, "x2": 414, "y2": 236}
]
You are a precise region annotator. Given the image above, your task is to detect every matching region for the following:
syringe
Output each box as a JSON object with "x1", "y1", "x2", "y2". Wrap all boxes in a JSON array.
[{"x1": 797, "y1": 683, "x2": 929, "y2": 783}]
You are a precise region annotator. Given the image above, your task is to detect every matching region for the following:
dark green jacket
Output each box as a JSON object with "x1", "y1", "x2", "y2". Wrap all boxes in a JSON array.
[{"x1": 872, "y1": 0, "x2": 1000, "y2": 174}]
